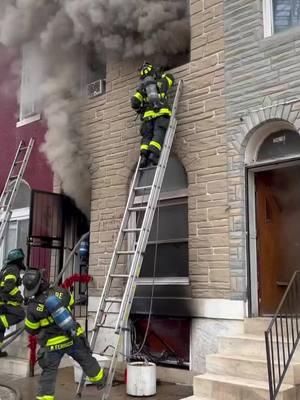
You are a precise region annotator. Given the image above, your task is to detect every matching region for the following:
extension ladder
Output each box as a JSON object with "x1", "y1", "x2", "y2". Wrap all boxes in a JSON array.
[
  {"x1": 77, "y1": 80, "x2": 183, "y2": 400},
  {"x1": 0, "y1": 138, "x2": 34, "y2": 246}
]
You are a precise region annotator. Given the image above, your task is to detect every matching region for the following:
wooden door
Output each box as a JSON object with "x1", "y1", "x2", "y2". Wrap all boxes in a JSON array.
[{"x1": 255, "y1": 174, "x2": 285, "y2": 315}]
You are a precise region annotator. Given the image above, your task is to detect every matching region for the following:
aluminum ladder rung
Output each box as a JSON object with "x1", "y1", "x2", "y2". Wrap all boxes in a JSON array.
[
  {"x1": 102, "y1": 311, "x2": 120, "y2": 315},
  {"x1": 76, "y1": 80, "x2": 183, "y2": 400},
  {"x1": 139, "y1": 165, "x2": 157, "y2": 171},
  {"x1": 96, "y1": 324, "x2": 115, "y2": 329},
  {"x1": 9, "y1": 175, "x2": 18, "y2": 180},
  {"x1": 134, "y1": 185, "x2": 152, "y2": 191},
  {"x1": 19, "y1": 146, "x2": 28, "y2": 151},
  {"x1": 116, "y1": 250, "x2": 135, "y2": 255},
  {"x1": 110, "y1": 274, "x2": 129, "y2": 278},
  {"x1": 96, "y1": 324, "x2": 130, "y2": 332},
  {"x1": 128, "y1": 206, "x2": 147, "y2": 212},
  {"x1": 104, "y1": 297, "x2": 122, "y2": 303}
]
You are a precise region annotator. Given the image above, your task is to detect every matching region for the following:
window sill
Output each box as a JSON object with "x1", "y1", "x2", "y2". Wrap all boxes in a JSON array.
[
  {"x1": 261, "y1": 25, "x2": 300, "y2": 50},
  {"x1": 16, "y1": 113, "x2": 41, "y2": 128}
]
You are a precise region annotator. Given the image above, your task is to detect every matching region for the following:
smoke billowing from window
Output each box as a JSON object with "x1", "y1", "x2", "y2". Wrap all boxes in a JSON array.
[{"x1": 0, "y1": 0, "x2": 190, "y2": 215}]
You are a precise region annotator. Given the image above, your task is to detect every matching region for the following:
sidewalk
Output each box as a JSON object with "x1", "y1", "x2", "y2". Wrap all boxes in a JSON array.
[{"x1": 0, "y1": 367, "x2": 193, "y2": 400}]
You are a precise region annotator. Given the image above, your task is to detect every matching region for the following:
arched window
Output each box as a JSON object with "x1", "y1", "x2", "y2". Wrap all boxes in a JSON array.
[
  {"x1": 1, "y1": 180, "x2": 31, "y2": 263},
  {"x1": 131, "y1": 156, "x2": 188, "y2": 282},
  {"x1": 257, "y1": 130, "x2": 300, "y2": 162}
]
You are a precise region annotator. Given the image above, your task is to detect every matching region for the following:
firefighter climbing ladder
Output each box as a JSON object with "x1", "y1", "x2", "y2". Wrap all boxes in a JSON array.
[
  {"x1": 0, "y1": 138, "x2": 34, "y2": 246},
  {"x1": 76, "y1": 80, "x2": 183, "y2": 400}
]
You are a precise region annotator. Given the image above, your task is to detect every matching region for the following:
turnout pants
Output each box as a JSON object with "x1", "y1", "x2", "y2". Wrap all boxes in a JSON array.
[
  {"x1": 0, "y1": 305, "x2": 25, "y2": 344},
  {"x1": 140, "y1": 116, "x2": 170, "y2": 157},
  {"x1": 37, "y1": 335, "x2": 103, "y2": 400}
]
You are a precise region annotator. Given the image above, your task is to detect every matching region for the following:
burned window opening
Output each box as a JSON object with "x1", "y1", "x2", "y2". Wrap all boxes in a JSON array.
[
  {"x1": 130, "y1": 316, "x2": 190, "y2": 369},
  {"x1": 84, "y1": 42, "x2": 106, "y2": 98}
]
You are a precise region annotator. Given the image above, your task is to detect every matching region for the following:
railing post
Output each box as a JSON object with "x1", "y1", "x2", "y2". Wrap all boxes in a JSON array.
[
  {"x1": 265, "y1": 271, "x2": 300, "y2": 400},
  {"x1": 265, "y1": 330, "x2": 274, "y2": 400}
]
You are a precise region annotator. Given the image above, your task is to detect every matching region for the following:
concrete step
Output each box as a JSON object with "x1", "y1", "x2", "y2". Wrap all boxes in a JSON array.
[
  {"x1": 180, "y1": 396, "x2": 208, "y2": 400},
  {"x1": 0, "y1": 357, "x2": 29, "y2": 377},
  {"x1": 194, "y1": 373, "x2": 296, "y2": 400},
  {"x1": 5, "y1": 330, "x2": 29, "y2": 359},
  {"x1": 206, "y1": 353, "x2": 300, "y2": 385},
  {"x1": 244, "y1": 318, "x2": 299, "y2": 337},
  {"x1": 0, "y1": 354, "x2": 74, "y2": 378},
  {"x1": 218, "y1": 334, "x2": 300, "y2": 361}
]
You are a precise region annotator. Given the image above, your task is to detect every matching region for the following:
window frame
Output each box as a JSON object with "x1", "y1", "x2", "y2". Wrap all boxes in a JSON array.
[
  {"x1": 263, "y1": 0, "x2": 274, "y2": 37},
  {"x1": 263, "y1": 0, "x2": 300, "y2": 37},
  {"x1": 18, "y1": 42, "x2": 43, "y2": 126},
  {"x1": 129, "y1": 193, "x2": 189, "y2": 286},
  {"x1": 0, "y1": 207, "x2": 30, "y2": 265}
]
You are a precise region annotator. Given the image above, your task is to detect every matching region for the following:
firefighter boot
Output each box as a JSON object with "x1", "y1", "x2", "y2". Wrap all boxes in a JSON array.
[
  {"x1": 140, "y1": 154, "x2": 149, "y2": 168},
  {"x1": 96, "y1": 368, "x2": 108, "y2": 390},
  {"x1": 148, "y1": 152, "x2": 159, "y2": 166},
  {"x1": 0, "y1": 351, "x2": 8, "y2": 357}
]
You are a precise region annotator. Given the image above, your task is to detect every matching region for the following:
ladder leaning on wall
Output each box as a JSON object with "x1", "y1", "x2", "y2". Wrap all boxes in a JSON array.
[
  {"x1": 76, "y1": 80, "x2": 183, "y2": 400},
  {"x1": 0, "y1": 138, "x2": 35, "y2": 247}
]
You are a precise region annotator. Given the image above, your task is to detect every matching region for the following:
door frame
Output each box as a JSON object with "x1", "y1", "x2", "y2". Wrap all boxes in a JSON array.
[{"x1": 246, "y1": 156, "x2": 300, "y2": 316}]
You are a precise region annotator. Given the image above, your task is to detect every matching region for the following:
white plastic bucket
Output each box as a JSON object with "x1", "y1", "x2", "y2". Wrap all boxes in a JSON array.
[{"x1": 126, "y1": 362, "x2": 156, "y2": 396}]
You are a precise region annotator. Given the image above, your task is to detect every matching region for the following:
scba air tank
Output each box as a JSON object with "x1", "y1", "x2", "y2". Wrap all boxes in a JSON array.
[
  {"x1": 143, "y1": 76, "x2": 161, "y2": 110},
  {"x1": 45, "y1": 295, "x2": 76, "y2": 336}
]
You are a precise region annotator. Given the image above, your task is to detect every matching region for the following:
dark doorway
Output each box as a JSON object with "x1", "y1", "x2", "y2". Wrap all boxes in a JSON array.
[{"x1": 255, "y1": 164, "x2": 300, "y2": 315}]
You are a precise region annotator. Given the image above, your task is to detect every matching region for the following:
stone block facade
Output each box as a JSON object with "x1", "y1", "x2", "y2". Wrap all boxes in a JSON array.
[
  {"x1": 81, "y1": 0, "x2": 230, "y2": 301},
  {"x1": 224, "y1": 0, "x2": 300, "y2": 302},
  {"x1": 80, "y1": 0, "x2": 300, "y2": 307}
]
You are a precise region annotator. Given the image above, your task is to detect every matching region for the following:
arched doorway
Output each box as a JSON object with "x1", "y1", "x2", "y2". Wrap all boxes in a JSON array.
[{"x1": 247, "y1": 124, "x2": 300, "y2": 315}]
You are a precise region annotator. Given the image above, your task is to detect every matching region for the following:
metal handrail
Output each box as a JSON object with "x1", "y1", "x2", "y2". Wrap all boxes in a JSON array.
[
  {"x1": 52, "y1": 231, "x2": 89, "y2": 286},
  {"x1": 265, "y1": 270, "x2": 300, "y2": 399}
]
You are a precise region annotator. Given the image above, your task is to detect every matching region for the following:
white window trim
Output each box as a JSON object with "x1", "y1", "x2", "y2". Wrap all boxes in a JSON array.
[
  {"x1": 0, "y1": 207, "x2": 30, "y2": 265},
  {"x1": 263, "y1": 0, "x2": 274, "y2": 37},
  {"x1": 17, "y1": 113, "x2": 41, "y2": 128}
]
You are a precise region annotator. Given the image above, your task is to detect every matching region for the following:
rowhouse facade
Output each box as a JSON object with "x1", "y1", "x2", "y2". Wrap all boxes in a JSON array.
[{"x1": 81, "y1": 0, "x2": 300, "y2": 376}]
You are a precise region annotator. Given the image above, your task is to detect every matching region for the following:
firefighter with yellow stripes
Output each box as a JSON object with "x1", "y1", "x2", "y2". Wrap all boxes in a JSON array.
[
  {"x1": 23, "y1": 269, "x2": 104, "y2": 400},
  {"x1": 0, "y1": 248, "x2": 26, "y2": 357},
  {"x1": 131, "y1": 62, "x2": 175, "y2": 168}
]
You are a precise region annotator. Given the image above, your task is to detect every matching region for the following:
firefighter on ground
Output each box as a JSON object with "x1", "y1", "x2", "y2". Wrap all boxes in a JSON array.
[
  {"x1": 131, "y1": 62, "x2": 175, "y2": 168},
  {"x1": 23, "y1": 268, "x2": 104, "y2": 400},
  {"x1": 0, "y1": 248, "x2": 26, "y2": 357}
]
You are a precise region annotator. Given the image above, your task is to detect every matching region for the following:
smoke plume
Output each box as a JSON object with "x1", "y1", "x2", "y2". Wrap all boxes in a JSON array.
[{"x1": 0, "y1": 0, "x2": 189, "y2": 215}]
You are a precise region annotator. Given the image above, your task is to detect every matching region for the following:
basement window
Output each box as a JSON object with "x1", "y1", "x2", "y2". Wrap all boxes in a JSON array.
[
  {"x1": 264, "y1": 0, "x2": 300, "y2": 36},
  {"x1": 130, "y1": 316, "x2": 190, "y2": 368}
]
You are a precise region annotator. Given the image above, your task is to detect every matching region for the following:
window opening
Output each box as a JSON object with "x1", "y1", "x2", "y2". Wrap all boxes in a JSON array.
[
  {"x1": 273, "y1": 0, "x2": 300, "y2": 33},
  {"x1": 256, "y1": 130, "x2": 300, "y2": 162},
  {"x1": 1, "y1": 181, "x2": 31, "y2": 264},
  {"x1": 19, "y1": 41, "x2": 45, "y2": 121},
  {"x1": 133, "y1": 156, "x2": 188, "y2": 281}
]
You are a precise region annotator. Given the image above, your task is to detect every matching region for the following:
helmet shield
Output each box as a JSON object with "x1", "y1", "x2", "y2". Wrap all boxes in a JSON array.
[{"x1": 23, "y1": 269, "x2": 42, "y2": 298}]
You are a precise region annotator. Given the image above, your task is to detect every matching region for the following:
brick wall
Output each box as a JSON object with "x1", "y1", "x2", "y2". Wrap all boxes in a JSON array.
[
  {"x1": 81, "y1": 0, "x2": 230, "y2": 300},
  {"x1": 224, "y1": 0, "x2": 300, "y2": 300}
]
